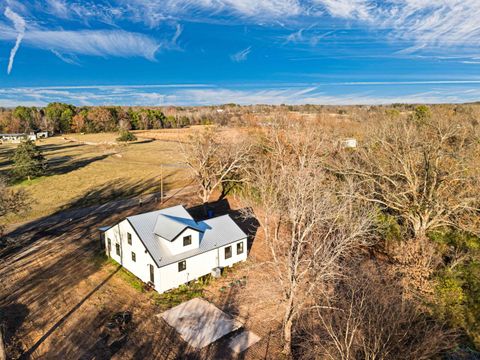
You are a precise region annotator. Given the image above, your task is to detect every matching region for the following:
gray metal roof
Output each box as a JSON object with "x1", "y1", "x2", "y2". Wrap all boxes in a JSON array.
[
  {"x1": 154, "y1": 213, "x2": 202, "y2": 241},
  {"x1": 126, "y1": 205, "x2": 247, "y2": 268}
]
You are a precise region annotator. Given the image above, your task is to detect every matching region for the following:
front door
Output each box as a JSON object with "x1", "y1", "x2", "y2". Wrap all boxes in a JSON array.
[{"x1": 149, "y1": 264, "x2": 155, "y2": 283}]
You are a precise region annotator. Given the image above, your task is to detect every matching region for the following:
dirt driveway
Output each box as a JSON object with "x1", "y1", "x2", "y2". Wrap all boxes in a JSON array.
[{"x1": 0, "y1": 191, "x2": 283, "y2": 359}]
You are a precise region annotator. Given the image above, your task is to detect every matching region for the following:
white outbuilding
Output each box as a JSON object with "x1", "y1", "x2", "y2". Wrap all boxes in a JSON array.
[{"x1": 102, "y1": 205, "x2": 248, "y2": 293}]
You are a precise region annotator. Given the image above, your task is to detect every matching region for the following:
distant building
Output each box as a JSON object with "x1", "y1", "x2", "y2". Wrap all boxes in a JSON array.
[
  {"x1": 36, "y1": 131, "x2": 49, "y2": 139},
  {"x1": 0, "y1": 131, "x2": 49, "y2": 143},
  {"x1": 0, "y1": 133, "x2": 36, "y2": 143},
  {"x1": 101, "y1": 204, "x2": 248, "y2": 293},
  {"x1": 341, "y1": 138, "x2": 357, "y2": 148}
]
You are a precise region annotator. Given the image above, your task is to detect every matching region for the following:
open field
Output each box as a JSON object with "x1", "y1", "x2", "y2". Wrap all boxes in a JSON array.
[
  {"x1": 0, "y1": 190, "x2": 281, "y2": 359},
  {"x1": 0, "y1": 128, "x2": 208, "y2": 225}
]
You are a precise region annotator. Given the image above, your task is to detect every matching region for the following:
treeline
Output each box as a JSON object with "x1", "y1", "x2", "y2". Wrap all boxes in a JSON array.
[{"x1": 0, "y1": 103, "x2": 193, "y2": 134}]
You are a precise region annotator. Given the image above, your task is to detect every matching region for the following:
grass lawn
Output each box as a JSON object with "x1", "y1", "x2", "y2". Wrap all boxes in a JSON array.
[{"x1": 0, "y1": 130, "x2": 196, "y2": 225}]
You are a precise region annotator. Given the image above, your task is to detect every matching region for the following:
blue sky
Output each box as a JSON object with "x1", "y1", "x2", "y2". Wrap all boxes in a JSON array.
[{"x1": 1, "y1": 0, "x2": 480, "y2": 106}]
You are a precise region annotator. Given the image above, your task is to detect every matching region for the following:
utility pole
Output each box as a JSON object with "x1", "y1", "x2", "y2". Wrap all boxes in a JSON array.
[{"x1": 160, "y1": 164, "x2": 163, "y2": 203}]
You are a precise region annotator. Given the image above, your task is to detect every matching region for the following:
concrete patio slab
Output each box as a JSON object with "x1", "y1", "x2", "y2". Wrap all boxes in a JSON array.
[
  {"x1": 228, "y1": 330, "x2": 261, "y2": 353},
  {"x1": 159, "y1": 298, "x2": 243, "y2": 349}
]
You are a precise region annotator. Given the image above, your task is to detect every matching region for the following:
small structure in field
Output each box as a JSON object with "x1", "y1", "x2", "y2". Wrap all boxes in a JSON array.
[
  {"x1": 340, "y1": 138, "x2": 357, "y2": 148},
  {"x1": 102, "y1": 204, "x2": 248, "y2": 293}
]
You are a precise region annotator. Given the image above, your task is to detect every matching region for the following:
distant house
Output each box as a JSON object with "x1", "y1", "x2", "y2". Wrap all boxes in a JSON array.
[
  {"x1": 102, "y1": 205, "x2": 248, "y2": 293},
  {"x1": 0, "y1": 131, "x2": 49, "y2": 143},
  {"x1": 36, "y1": 131, "x2": 49, "y2": 139},
  {"x1": 0, "y1": 133, "x2": 36, "y2": 143}
]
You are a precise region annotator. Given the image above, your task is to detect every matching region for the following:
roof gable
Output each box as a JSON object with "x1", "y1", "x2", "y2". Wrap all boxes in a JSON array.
[{"x1": 153, "y1": 214, "x2": 202, "y2": 241}]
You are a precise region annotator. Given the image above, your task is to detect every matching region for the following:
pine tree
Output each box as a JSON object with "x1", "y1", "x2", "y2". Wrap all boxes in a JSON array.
[{"x1": 11, "y1": 140, "x2": 47, "y2": 181}]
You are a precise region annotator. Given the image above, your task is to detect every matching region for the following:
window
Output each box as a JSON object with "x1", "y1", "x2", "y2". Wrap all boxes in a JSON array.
[
  {"x1": 115, "y1": 243, "x2": 120, "y2": 256},
  {"x1": 237, "y1": 241, "x2": 244, "y2": 255},
  {"x1": 131, "y1": 252, "x2": 136, "y2": 262},
  {"x1": 107, "y1": 238, "x2": 111, "y2": 252},
  {"x1": 225, "y1": 246, "x2": 232, "y2": 259},
  {"x1": 127, "y1": 232, "x2": 132, "y2": 245},
  {"x1": 178, "y1": 260, "x2": 186, "y2": 272},
  {"x1": 183, "y1": 235, "x2": 192, "y2": 246}
]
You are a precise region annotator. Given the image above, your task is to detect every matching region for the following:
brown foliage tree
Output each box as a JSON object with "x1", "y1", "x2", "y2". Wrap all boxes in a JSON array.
[
  {"x1": 181, "y1": 127, "x2": 252, "y2": 204},
  {"x1": 297, "y1": 267, "x2": 456, "y2": 360},
  {"x1": 243, "y1": 122, "x2": 374, "y2": 355},
  {"x1": 332, "y1": 113, "x2": 480, "y2": 239}
]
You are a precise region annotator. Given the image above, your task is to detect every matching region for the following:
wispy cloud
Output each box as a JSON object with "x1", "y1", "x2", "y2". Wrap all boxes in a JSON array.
[
  {"x1": 0, "y1": 26, "x2": 161, "y2": 62},
  {"x1": 1, "y1": 83, "x2": 480, "y2": 107},
  {"x1": 230, "y1": 46, "x2": 251, "y2": 62},
  {"x1": 4, "y1": 7, "x2": 25, "y2": 74},
  {"x1": 26, "y1": 29, "x2": 160, "y2": 60}
]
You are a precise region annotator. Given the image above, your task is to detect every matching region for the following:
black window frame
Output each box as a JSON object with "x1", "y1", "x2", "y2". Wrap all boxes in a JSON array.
[
  {"x1": 178, "y1": 260, "x2": 186, "y2": 272},
  {"x1": 131, "y1": 251, "x2": 136, "y2": 262},
  {"x1": 225, "y1": 246, "x2": 232, "y2": 259},
  {"x1": 115, "y1": 243, "x2": 120, "y2": 256},
  {"x1": 183, "y1": 235, "x2": 192, "y2": 246},
  {"x1": 127, "y1": 232, "x2": 132, "y2": 245},
  {"x1": 237, "y1": 241, "x2": 244, "y2": 255},
  {"x1": 107, "y1": 237, "x2": 111, "y2": 252}
]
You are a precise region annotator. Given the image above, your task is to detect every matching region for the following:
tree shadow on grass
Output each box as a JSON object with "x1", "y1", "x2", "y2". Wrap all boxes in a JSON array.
[{"x1": 0, "y1": 176, "x2": 177, "y2": 259}]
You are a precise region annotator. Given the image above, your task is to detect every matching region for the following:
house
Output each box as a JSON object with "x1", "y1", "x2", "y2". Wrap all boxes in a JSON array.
[
  {"x1": 102, "y1": 205, "x2": 248, "y2": 293},
  {"x1": 0, "y1": 133, "x2": 36, "y2": 143},
  {"x1": 36, "y1": 131, "x2": 49, "y2": 139}
]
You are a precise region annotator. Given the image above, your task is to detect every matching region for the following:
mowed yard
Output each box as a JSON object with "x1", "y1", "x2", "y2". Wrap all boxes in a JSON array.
[{"x1": 0, "y1": 128, "x2": 200, "y2": 225}]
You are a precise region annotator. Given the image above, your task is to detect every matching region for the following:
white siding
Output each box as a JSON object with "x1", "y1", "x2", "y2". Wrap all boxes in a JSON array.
[
  {"x1": 218, "y1": 238, "x2": 247, "y2": 268},
  {"x1": 104, "y1": 220, "x2": 158, "y2": 286},
  {"x1": 157, "y1": 237, "x2": 248, "y2": 293},
  {"x1": 159, "y1": 228, "x2": 200, "y2": 255}
]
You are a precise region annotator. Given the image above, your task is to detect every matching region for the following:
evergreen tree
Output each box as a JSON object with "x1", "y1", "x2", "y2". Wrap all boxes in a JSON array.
[{"x1": 11, "y1": 140, "x2": 47, "y2": 181}]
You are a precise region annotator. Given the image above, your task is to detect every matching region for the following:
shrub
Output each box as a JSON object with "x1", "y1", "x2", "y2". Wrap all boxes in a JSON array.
[{"x1": 116, "y1": 130, "x2": 137, "y2": 142}]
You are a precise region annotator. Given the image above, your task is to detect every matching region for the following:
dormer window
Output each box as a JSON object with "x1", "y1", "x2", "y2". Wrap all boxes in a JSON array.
[{"x1": 183, "y1": 235, "x2": 192, "y2": 246}]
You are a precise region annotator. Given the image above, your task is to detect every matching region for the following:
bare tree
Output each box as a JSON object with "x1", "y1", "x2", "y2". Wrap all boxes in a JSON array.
[
  {"x1": 297, "y1": 267, "x2": 456, "y2": 360},
  {"x1": 331, "y1": 113, "x2": 480, "y2": 239},
  {"x1": 181, "y1": 127, "x2": 252, "y2": 204},
  {"x1": 243, "y1": 123, "x2": 373, "y2": 356}
]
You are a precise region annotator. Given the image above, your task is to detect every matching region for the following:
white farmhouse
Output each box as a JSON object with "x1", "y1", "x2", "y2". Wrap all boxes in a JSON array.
[{"x1": 102, "y1": 205, "x2": 248, "y2": 293}]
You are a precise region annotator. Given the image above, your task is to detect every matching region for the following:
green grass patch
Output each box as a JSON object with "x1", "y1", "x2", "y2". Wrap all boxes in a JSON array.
[{"x1": 117, "y1": 267, "x2": 145, "y2": 293}]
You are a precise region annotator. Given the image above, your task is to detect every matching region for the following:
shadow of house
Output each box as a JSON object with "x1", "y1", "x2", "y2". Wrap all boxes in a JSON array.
[
  {"x1": 188, "y1": 199, "x2": 260, "y2": 254},
  {"x1": 0, "y1": 177, "x2": 168, "y2": 260}
]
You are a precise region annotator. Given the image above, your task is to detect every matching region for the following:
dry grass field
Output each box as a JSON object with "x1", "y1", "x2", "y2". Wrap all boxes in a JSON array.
[{"x1": 0, "y1": 128, "x2": 209, "y2": 226}]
